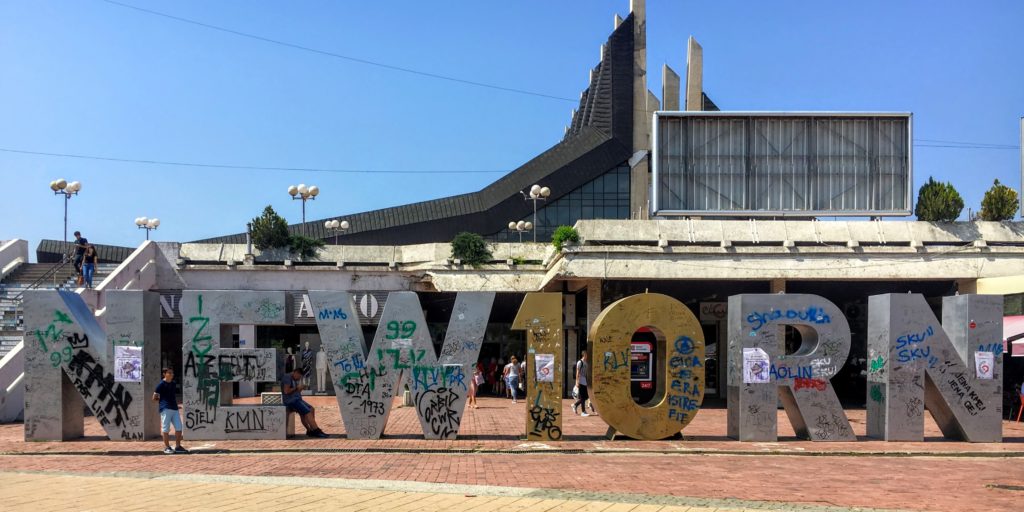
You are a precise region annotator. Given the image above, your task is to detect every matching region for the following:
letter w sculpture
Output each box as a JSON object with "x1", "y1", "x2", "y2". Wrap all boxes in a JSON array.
[{"x1": 310, "y1": 291, "x2": 494, "y2": 439}]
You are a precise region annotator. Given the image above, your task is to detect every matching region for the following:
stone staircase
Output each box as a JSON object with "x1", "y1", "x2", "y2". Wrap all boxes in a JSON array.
[{"x1": 0, "y1": 262, "x2": 119, "y2": 358}]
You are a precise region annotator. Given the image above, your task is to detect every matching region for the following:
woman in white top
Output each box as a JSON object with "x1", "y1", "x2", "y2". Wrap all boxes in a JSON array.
[{"x1": 503, "y1": 356, "x2": 521, "y2": 404}]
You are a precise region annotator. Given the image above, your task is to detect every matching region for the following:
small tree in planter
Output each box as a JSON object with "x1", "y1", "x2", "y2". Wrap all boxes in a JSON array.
[
  {"x1": 551, "y1": 225, "x2": 580, "y2": 251},
  {"x1": 250, "y1": 205, "x2": 324, "y2": 259},
  {"x1": 450, "y1": 232, "x2": 491, "y2": 266},
  {"x1": 914, "y1": 177, "x2": 964, "y2": 222},
  {"x1": 979, "y1": 179, "x2": 1019, "y2": 221},
  {"x1": 251, "y1": 206, "x2": 291, "y2": 251}
]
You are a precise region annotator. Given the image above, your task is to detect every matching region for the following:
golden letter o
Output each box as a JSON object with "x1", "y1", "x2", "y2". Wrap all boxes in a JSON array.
[{"x1": 590, "y1": 293, "x2": 705, "y2": 440}]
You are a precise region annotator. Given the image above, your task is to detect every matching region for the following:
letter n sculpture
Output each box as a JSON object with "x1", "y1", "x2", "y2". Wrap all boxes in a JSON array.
[
  {"x1": 24, "y1": 290, "x2": 160, "y2": 441},
  {"x1": 867, "y1": 294, "x2": 1001, "y2": 442}
]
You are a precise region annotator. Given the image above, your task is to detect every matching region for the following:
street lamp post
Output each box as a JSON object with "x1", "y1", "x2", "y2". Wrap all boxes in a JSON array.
[
  {"x1": 520, "y1": 184, "x2": 550, "y2": 242},
  {"x1": 288, "y1": 183, "x2": 320, "y2": 236},
  {"x1": 135, "y1": 217, "x2": 160, "y2": 240},
  {"x1": 49, "y1": 178, "x2": 82, "y2": 245},
  {"x1": 507, "y1": 220, "x2": 534, "y2": 244},
  {"x1": 324, "y1": 219, "x2": 350, "y2": 244}
]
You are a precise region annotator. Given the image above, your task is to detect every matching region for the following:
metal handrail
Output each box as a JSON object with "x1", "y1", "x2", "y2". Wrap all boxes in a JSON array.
[{"x1": 9, "y1": 255, "x2": 74, "y2": 303}]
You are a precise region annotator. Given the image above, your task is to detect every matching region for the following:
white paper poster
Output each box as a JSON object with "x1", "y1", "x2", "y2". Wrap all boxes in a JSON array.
[
  {"x1": 743, "y1": 347, "x2": 770, "y2": 384},
  {"x1": 975, "y1": 351, "x2": 994, "y2": 380},
  {"x1": 534, "y1": 353, "x2": 555, "y2": 382},
  {"x1": 114, "y1": 346, "x2": 142, "y2": 383}
]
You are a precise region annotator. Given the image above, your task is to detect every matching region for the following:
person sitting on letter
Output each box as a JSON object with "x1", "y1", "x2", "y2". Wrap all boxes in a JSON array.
[{"x1": 282, "y1": 368, "x2": 328, "y2": 438}]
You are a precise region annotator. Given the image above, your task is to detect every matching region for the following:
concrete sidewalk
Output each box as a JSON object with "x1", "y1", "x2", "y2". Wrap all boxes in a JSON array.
[
  {"x1": 1, "y1": 470, "x2": 912, "y2": 512},
  {"x1": 1, "y1": 397, "x2": 1022, "y2": 511}
]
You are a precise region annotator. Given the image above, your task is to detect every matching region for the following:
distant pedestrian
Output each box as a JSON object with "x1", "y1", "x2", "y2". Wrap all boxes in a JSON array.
[
  {"x1": 153, "y1": 368, "x2": 188, "y2": 454},
  {"x1": 503, "y1": 356, "x2": 520, "y2": 404},
  {"x1": 495, "y1": 357, "x2": 506, "y2": 396},
  {"x1": 282, "y1": 368, "x2": 328, "y2": 437},
  {"x1": 72, "y1": 231, "x2": 88, "y2": 275},
  {"x1": 486, "y1": 358, "x2": 498, "y2": 395},
  {"x1": 573, "y1": 351, "x2": 590, "y2": 416},
  {"x1": 520, "y1": 358, "x2": 527, "y2": 395},
  {"x1": 81, "y1": 244, "x2": 98, "y2": 288},
  {"x1": 468, "y1": 364, "x2": 482, "y2": 409}
]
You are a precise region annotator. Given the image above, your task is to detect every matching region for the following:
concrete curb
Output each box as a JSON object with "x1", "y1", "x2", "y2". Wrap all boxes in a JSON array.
[{"x1": 2, "y1": 446, "x2": 1023, "y2": 458}]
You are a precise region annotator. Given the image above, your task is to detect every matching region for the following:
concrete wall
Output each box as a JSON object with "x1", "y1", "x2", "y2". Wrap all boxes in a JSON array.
[
  {"x1": 969, "y1": 275, "x2": 1024, "y2": 295},
  {"x1": 867, "y1": 294, "x2": 1002, "y2": 442},
  {"x1": 726, "y1": 294, "x2": 853, "y2": 441},
  {"x1": 179, "y1": 242, "x2": 551, "y2": 266},
  {"x1": 0, "y1": 343, "x2": 24, "y2": 422},
  {"x1": 0, "y1": 239, "x2": 29, "y2": 280}
]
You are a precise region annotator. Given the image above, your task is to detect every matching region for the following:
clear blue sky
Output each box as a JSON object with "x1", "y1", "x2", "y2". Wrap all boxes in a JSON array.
[{"x1": 1, "y1": 0, "x2": 1022, "y2": 251}]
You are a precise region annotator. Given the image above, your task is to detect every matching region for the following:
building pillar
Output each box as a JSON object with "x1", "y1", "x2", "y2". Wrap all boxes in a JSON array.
[
  {"x1": 956, "y1": 279, "x2": 978, "y2": 294},
  {"x1": 629, "y1": 0, "x2": 650, "y2": 220},
  {"x1": 685, "y1": 37, "x2": 703, "y2": 111},
  {"x1": 770, "y1": 279, "x2": 786, "y2": 294},
  {"x1": 662, "y1": 65, "x2": 680, "y2": 111},
  {"x1": 238, "y1": 324, "x2": 257, "y2": 397}
]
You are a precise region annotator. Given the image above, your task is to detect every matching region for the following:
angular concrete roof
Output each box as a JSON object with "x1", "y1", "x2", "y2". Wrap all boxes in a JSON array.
[{"x1": 196, "y1": 14, "x2": 638, "y2": 247}]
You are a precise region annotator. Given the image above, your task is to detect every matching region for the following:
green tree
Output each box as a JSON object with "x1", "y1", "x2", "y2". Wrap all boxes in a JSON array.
[
  {"x1": 979, "y1": 179, "x2": 1019, "y2": 221},
  {"x1": 450, "y1": 232, "x2": 491, "y2": 266},
  {"x1": 914, "y1": 177, "x2": 964, "y2": 222},
  {"x1": 250, "y1": 205, "x2": 291, "y2": 250}
]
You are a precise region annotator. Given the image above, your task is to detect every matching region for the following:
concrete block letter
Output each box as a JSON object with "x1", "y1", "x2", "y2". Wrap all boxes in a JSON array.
[
  {"x1": 181, "y1": 291, "x2": 288, "y2": 440},
  {"x1": 512, "y1": 293, "x2": 564, "y2": 441},
  {"x1": 24, "y1": 290, "x2": 159, "y2": 441},
  {"x1": 867, "y1": 294, "x2": 1001, "y2": 442},
  {"x1": 727, "y1": 294, "x2": 853, "y2": 441},
  {"x1": 309, "y1": 291, "x2": 494, "y2": 439}
]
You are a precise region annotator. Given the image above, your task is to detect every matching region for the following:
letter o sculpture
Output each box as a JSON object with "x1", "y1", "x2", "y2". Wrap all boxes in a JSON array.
[{"x1": 590, "y1": 293, "x2": 705, "y2": 440}]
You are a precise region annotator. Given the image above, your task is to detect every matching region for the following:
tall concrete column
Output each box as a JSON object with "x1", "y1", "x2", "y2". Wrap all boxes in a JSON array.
[
  {"x1": 662, "y1": 65, "x2": 680, "y2": 111},
  {"x1": 629, "y1": 0, "x2": 650, "y2": 220},
  {"x1": 585, "y1": 280, "x2": 603, "y2": 343},
  {"x1": 585, "y1": 280, "x2": 603, "y2": 385},
  {"x1": 238, "y1": 325, "x2": 257, "y2": 397},
  {"x1": 685, "y1": 37, "x2": 703, "y2": 111}
]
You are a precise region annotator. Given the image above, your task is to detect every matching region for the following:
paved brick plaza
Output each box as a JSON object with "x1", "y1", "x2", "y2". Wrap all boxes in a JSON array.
[{"x1": 1, "y1": 397, "x2": 1022, "y2": 511}]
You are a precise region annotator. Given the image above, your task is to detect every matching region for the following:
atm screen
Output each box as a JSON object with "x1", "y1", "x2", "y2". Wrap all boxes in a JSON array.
[{"x1": 630, "y1": 341, "x2": 652, "y2": 381}]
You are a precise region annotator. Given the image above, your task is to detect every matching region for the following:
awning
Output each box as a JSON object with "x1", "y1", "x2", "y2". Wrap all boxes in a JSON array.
[{"x1": 1005, "y1": 315, "x2": 1024, "y2": 357}]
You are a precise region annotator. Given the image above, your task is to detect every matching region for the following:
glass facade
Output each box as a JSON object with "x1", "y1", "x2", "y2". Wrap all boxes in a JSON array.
[{"x1": 492, "y1": 163, "x2": 631, "y2": 242}]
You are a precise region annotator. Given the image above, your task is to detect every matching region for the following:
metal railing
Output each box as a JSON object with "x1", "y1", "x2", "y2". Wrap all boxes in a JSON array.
[{"x1": 9, "y1": 256, "x2": 75, "y2": 303}]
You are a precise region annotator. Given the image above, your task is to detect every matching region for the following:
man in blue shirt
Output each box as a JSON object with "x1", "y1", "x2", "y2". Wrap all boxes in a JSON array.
[
  {"x1": 152, "y1": 368, "x2": 188, "y2": 454},
  {"x1": 283, "y1": 367, "x2": 327, "y2": 437}
]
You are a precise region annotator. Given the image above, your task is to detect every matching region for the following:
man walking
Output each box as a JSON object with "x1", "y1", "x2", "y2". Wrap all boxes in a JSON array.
[
  {"x1": 573, "y1": 350, "x2": 591, "y2": 416},
  {"x1": 72, "y1": 231, "x2": 88, "y2": 277},
  {"x1": 153, "y1": 368, "x2": 188, "y2": 454}
]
